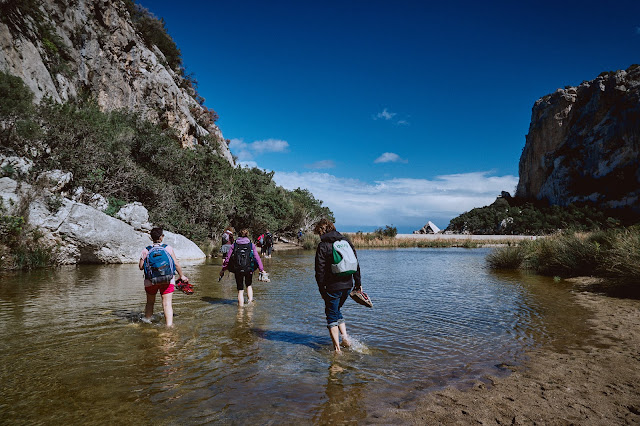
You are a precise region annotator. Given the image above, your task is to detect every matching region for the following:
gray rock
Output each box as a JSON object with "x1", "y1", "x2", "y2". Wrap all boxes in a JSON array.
[
  {"x1": 0, "y1": 155, "x2": 33, "y2": 177},
  {"x1": 88, "y1": 193, "x2": 109, "y2": 211},
  {"x1": 0, "y1": 177, "x2": 205, "y2": 264},
  {"x1": 37, "y1": 170, "x2": 73, "y2": 193},
  {"x1": 116, "y1": 202, "x2": 152, "y2": 231}
]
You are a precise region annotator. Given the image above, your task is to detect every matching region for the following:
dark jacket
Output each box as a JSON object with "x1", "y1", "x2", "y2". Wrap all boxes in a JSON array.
[{"x1": 315, "y1": 230, "x2": 361, "y2": 295}]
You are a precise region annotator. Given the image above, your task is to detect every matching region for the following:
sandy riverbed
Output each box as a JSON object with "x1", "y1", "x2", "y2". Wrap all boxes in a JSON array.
[{"x1": 372, "y1": 277, "x2": 640, "y2": 425}]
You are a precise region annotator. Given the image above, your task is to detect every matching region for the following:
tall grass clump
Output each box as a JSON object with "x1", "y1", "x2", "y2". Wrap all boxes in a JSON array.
[
  {"x1": 301, "y1": 233, "x2": 320, "y2": 250},
  {"x1": 487, "y1": 227, "x2": 640, "y2": 283},
  {"x1": 486, "y1": 246, "x2": 525, "y2": 269},
  {"x1": 600, "y1": 226, "x2": 640, "y2": 282},
  {"x1": 523, "y1": 232, "x2": 601, "y2": 277}
]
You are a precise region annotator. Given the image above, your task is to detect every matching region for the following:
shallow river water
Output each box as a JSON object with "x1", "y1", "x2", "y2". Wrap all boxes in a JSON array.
[{"x1": 0, "y1": 248, "x2": 593, "y2": 424}]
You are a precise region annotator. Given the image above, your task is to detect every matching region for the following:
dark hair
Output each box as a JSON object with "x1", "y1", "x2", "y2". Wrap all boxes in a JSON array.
[
  {"x1": 150, "y1": 227, "x2": 164, "y2": 242},
  {"x1": 239, "y1": 228, "x2": 250, "y2": 238},
  {"x1": 313, "y1": 218, "x2": 335, "y2": 236}
]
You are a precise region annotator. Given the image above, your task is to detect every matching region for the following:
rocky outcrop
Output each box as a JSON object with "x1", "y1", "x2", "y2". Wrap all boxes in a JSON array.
[
  {"x1": 413, "y1": 221, "x2": 441, "y2": 234},
  {"x1": 0, "y1": 177, "x2": 205, "y2": 264},
  {"x1": 516, "y1": 65, "x2": 640, "y2": 214},
  {"x1": 0, "y1": 0, "x2": 233, "y2": 163}
]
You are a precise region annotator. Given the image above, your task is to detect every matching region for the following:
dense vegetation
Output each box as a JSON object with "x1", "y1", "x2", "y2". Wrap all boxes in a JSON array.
[
  {"x1": 487, "y1": 227, "x2": 640, "y2": 282},
  {"x1": 446, "y1": 195, "x2": 625, "y2": 235},
  {"x1": 0, "y1": 71, "x2": 333, "y2": 265}
]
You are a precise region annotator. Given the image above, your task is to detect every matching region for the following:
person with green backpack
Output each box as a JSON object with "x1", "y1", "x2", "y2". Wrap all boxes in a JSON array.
[{"x1": 313, "y1": 218, "x2": 362, "y2": 352}]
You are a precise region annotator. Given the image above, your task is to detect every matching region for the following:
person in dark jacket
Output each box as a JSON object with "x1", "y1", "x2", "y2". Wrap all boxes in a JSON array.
[{"x1": 313, "y1": 218, "x2": 362, "y2": 352}]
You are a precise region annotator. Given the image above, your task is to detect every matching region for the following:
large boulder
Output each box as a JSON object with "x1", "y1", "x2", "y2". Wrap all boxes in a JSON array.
[{"x1": 0, "y1": 177, "x2": 205, "y2": 264}]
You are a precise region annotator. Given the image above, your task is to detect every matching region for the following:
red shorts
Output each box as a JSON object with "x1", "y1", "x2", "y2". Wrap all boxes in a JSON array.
[{"x1": 145, "y1": 283, "x2": 175, "y2": 295}]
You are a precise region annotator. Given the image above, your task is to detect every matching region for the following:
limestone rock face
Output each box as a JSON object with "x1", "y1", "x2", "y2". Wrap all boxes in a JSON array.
[
  {"x1": 0, "y1": 0, "x2": 233, "y2": 164},
  {"x1": 516, "y1": 65, "x2": 640, "y2": 213},
  {"x1": 0, "y1": 177, "x2": 205, "y2": 264}
]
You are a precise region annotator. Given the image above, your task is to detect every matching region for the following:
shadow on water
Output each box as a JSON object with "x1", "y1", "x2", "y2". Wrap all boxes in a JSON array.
[
  {"x1": 201, "y1": 296, "x2": 236, "y2": 305},
  {"x1": 251, "y1": 328, "x2": 329, "y2": 349}
]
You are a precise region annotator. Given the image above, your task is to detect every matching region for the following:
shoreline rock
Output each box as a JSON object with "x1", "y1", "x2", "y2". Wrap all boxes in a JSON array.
[{"x1": 0, "y1": 176, "x2": 205, "y2": 264}]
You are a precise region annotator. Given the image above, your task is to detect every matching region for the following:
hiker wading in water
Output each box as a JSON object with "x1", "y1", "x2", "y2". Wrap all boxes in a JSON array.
[{"x1": 313, "y1": 218, "x2": 362, "y2": 352}]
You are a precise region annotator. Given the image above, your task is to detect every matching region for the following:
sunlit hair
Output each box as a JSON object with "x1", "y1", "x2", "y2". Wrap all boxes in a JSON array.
[
  {"x1": 239, "y1": 228, "x2": 250, "y2": 238},
  {"x1": 150, "y1": 227, "x2": 164, "y2": 242},
  {"x1": 224, "y1": 226, "x2": 234, "y2": 234},
  {"x1": 313, "y1": 218, "x2": 335, "y2": 236}
]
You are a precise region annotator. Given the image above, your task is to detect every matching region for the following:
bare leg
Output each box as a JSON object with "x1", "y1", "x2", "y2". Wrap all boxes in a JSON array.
[
  {"x1": 161, "y1": 292, "x2": 173, "y2": 327},
  {"x1": 338, "y1": 322, "x2": 351, "y2": 347},
  {"x1": 329, "y1": 326, "x2": 341, "y2": 352},
  {"x1": 246, "y1": 285, "x2": 253, "y2": 303},
  {"x1": 145, "y1": 292, "x2": 156, "y2": 320},
  {"x1": 238, "y1": 289, "x2": 244, "y2": 307}
]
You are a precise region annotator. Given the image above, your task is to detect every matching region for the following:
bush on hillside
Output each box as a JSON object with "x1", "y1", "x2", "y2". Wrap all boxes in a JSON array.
[{"x1": 446, "y1": 195, "x2": 625, "y2": 235}]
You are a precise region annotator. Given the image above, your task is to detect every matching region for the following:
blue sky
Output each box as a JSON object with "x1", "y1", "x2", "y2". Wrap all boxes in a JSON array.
[{"x1": 139, "y1": 0, "x2": 639, "y2": 233}]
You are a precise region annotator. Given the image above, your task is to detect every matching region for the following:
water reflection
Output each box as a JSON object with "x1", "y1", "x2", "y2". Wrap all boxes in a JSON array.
[{"x1": 313, "y1": 362, "x2": 368, "y2": 424}]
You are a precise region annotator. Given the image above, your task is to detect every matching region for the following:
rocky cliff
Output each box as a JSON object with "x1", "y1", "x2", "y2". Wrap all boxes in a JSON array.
[
  {"x1": 516, "y1": 65, "x2": 640, "y2": 215},
  {"x1": 0, "y1": 0, "x2": 233, "y2": 163}
]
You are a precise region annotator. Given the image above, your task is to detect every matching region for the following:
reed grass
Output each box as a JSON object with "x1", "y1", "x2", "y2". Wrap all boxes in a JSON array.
[
  {"x1": 301, "y1": 233, "x2": 320, "y2": 250},
  {"x1": 346, "y1": 234, "x2": 517, "y2": 249},
  {"x1": 487, "y1": 227, "x2": 640, "y2": 283}
]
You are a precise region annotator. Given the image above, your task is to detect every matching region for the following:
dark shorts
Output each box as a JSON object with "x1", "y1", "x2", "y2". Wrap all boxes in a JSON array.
[
  {"x1": 234, "y1": 272, "x2": 253, "y2": 291},
  {"x1": 145, "y1": 283, "x2": 175, "y2": 295}
]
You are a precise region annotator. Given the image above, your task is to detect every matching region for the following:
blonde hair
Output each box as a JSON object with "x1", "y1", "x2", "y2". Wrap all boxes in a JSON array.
[
  {"x1": 313, "y1": 218, "x2": 335, "y2": 236},
  {"x1": 239, "y1": 228, "x2": 250, "y2": 238}
]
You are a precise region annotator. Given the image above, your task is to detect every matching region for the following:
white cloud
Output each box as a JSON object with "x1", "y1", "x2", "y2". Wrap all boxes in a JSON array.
[
  {"x1": 273, "y1": 170, "x2": 518, "y2": 230},
  {"x1": 373, "y1": 108, "x2": 410, "y2": 125},
  {"x1": 228, "y1": 138, "x2": 289, "y2": 161},
  {"x1": 252, "y1": 138, "x2": 289, "y2": 154},
  {"x1": 305, "y1": 160, "x2": 336, "y2": 169},
  {"x1": 375, "y1": 108, "x2": 397, "y2": 120},
  {"x1": 374, "y1": 152, "x2": 408, "y2": 164}
]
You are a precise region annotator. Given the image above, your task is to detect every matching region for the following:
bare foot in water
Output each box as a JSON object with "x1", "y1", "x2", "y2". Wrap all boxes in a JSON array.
[{"x1": 341, "y1": 336, "x2": 352, "y2": 348}]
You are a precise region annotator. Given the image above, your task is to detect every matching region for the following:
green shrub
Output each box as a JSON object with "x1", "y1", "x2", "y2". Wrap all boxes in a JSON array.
[
  {"x1": 0, "y1": 201, "x2": 54, "y2": 270},
  {"x1": 486, "y1": 246, "x2": 525, "y2": 269},
  {"x1": 373, "y1": 225, "x2": 398, "y2": 238}
]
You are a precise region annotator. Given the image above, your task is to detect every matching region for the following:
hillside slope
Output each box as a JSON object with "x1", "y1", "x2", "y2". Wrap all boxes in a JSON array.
[{"x1": 0, "y1": 0, "x2": 233, "y2": 162}]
